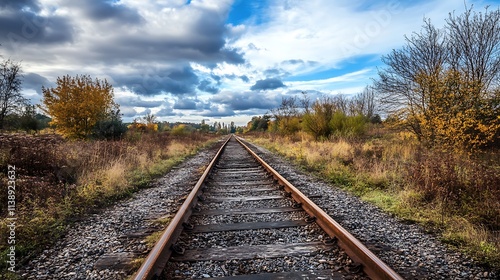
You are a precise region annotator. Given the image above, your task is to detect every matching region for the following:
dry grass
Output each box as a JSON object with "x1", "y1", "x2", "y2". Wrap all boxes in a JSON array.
[
  {"x1": 247, "y1": 128, "x2": 500, "y2": 268},
  {"x1": 0, "y1": 131, "x2": 218, "y2": 275}
]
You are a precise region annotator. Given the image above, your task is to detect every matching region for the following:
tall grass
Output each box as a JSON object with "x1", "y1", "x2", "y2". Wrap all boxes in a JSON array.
[
  {"x1": 0, "y1": 132, "x2": 217, "y2": 276},
  {"x1": 248, "y1": 129, "x2": 500, "y2": 268}
]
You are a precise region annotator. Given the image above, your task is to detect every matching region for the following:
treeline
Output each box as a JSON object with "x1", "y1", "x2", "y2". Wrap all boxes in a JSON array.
[{"x1": 246, "y1": 88, "x2": 380, "y2": 140}]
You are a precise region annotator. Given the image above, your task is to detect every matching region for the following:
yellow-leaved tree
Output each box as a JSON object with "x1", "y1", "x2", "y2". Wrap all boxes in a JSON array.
[{"x1": 41, "y1": 74, "x2": 117, "y2": 138}]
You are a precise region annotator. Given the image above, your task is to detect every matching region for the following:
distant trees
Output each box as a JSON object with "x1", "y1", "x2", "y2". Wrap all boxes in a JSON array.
[
  {"x1": 301, "y1": 91, "x2": 376, "y2": 140},
  {"x1": 247, "y1": 115, "x2": 271, "y2": 131},
  {"x1": 302, "y1": 97, "x2": 336, "y2": 140},
  {"x1": 375, "y1": 7, "x2": 500, "y2": 149},
  {"x1": 128, "y1": 112, "x2": 159, "y2": 133},
  {"x1": 0, "y1": 59, "x2": 26, "y2": 129},
  {"x1": 92, "y1": 109, "x2": 127, "y2": 140},
  {"x1": 41, "y1": 74, "x2": 120, "y2": 139},
  {"x1": 247, "y1": 90, "x2": 379, "y2": 140},
  {"x1": 270, "y1": 97, "x2": 301, "y2": 135}
]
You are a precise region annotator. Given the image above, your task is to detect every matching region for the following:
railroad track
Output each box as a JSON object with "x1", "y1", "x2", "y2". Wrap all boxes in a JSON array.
[{"x1": 134, "y1": 136, "x2": 403, "y2": 280}]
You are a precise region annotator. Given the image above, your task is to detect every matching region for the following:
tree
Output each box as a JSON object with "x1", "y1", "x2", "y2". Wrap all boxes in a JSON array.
[
  {"x1": 19, "y1": 104, "x2": 41, "y2": 133},
  {"x1": 41, "y1": 74, "x2": 118, "y2": 138},
  {"x1": 349, "y1": 86, "x2": 376, "y2": 118},
  {"x1": 270, "y1": 97, "x2": 301, "y2": 135},
  {"x1": 0, "y1": 59, "x2": 26, "y2": 129},
  {"x1": 447, "y1": 7, "x2": 500, "y2": 91},
  {"x1": 375, "y1": 7, "x2": 500, "y2": 148},
  {"x1": 247, "y1": 115, "x2": 270, "y2": 132},
  {"x1": 375, "y1": 19, "x2": 447, "y2": 141},
  {"x1": 92, "y1": 109, "x2": 127, "y2": 140}
]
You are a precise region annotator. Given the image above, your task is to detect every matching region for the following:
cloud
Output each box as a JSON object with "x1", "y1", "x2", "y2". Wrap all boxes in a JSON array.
[
  {"x1": 0, "y1": 0, "x2": 74, "y2": 48},
  {"x1": 211, "y1": 91, "x2": 281, "y2": 111},
  {"x1": 120, "y1": 107, "x2": 138, "y2": 118},
  {"x1": 239, "y1": 75, "x2": 250, "y2": 82},
  {"x1": 70, "y1": 0, "x2": 144, "y2": 25},
  {"x1": 115, "y1": 96, "x2": 164, "y2": 108},
  {"x1": 203, "y1": 104, "x2": 235, "y2": 117},
  {"x1": 155, "y1": 107, "x2": 176, "y2": 117},
  {"x1": 22, "y1": 72, "x2": 52, "y2": 94},
  {"x1": 173, "y1": 98, "x2": 198, "y2": 110},
  {"x1": 250, "y1": 78, "x2": 286, "y2": 91},
  {"x1": 2, "y1": 0, "x2": 244, "y2": 89},
  {"x1": 197, "y1": 79, "x2": 219, "y2": 94},
  {"x1": 112, "y1": 66, "x2": 199, "y2": 96}
]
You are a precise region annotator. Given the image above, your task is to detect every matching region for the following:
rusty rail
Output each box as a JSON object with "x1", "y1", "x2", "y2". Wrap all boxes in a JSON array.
[
  {"x1": 234, "y1": 136, "x2": 404, "y2": 280},
  {"x1": 132, "y1": 136, "x2": 231, "y2": 280}
]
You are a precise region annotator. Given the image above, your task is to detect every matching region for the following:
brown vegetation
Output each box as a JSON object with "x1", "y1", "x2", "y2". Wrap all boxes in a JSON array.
[
  {"x1": 247, "y1": 129, "x2": 500, "y2": 267},
  {"x1": 0, "y1": 131, "x2": 217, "y2": 274}
]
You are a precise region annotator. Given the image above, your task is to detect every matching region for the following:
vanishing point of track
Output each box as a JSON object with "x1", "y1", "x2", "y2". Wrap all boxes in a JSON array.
[{"x1": 133, "y1": 136, "x2": 403, "y2": 280}]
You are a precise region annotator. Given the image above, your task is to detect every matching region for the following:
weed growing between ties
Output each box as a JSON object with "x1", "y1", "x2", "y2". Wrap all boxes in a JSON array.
[
  {"x1": 247, "y1": 129, "x2": 500, "y2": 269},
  {"x1": 0, "y1": 132, "x2": 218, "y2": 276}
]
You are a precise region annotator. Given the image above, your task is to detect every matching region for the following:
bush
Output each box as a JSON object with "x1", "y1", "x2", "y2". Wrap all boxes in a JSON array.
[
  {"x1": 92, "y1": 118, "x2": 127, "y2": 140},
  {"x1": 330, "y1": 112, "x2": 367, "y2": 137},
  {"x1": 406, "y1": 148, "x2": 500, "y2": 229}
]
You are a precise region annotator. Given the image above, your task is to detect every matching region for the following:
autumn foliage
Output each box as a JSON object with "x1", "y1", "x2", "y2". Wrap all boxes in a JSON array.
[
  {"x1": 376, "y1": 8, "x2": 500, "y2": 150},
  {"x1": 41, "y1": 75, "x2": 118, "y2": 138}
]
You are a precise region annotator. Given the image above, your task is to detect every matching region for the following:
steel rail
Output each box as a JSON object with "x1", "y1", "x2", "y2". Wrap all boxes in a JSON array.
[
  {"x1": 132, "y1": 136, "x2": 232, "y2": 280},
  {"x1": 235, "y1": 136, "x2": 404, "y2": 280}
]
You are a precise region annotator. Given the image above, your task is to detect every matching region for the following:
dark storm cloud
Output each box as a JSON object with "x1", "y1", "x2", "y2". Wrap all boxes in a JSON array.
[
  {"x1": 82, "y1": 3, "x2": 244, "y2": 66},
  {"x1": 3, "y1": 0, "x2": 247, "y2": 116},
  {"x1": 0, "y1": 0, "x2": 73, "y2": 47},
  {"x1": 198, "y1": 79, "x2": 219, "y2": 94},
  {"x1": 240, "y1": 75, "x2": 250, "y2": 82},
  {"x1": 0, "y1": 0, "x2": 40, "y2": 11},
  {"x1": 204, "y1": 105, "x2": 235, "y2": 117},
  {"x1": 22, "y1": 72, "x2": 52, "y2": 94},
  {"x1": 113, "y1": 66, "x2": 199, "y2": 96},
  {"x1": 250, "y1": 78, "x2": 286, "y2": 91},
  {"x1": 173, "y1": 98, "x2": 198, "y2": 110},
  {"x1": 211, "y1": 92, "x2": 280, "y2": 111},
  {"x1": 156, "y1": 107, "x2": 176, "y2": 117},
  {"x1": 72, "y1": 0, "x2": 144, "y2": 24}
]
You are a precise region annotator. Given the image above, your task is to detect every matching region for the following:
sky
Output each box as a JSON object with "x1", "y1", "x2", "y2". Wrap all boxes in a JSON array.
[{"x1": 1, "y1": 0, "x2": 499, "y2": 126}]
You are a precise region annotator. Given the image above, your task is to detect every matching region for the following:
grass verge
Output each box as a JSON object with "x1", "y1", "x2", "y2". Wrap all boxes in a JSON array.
[{"x1": 246, "y1": 130, "x2": 500, "y2": 270}]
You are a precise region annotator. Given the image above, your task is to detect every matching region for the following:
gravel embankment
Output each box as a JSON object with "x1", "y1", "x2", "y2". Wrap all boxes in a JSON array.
[{"x1": 241, "y1": 138, "x2": 498, "y2": 280}]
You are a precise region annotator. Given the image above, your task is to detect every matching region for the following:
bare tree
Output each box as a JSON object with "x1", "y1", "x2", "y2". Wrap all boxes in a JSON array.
[
  {"x1": 447, "y1": 6, "x2": 500, "y2": 91},
  {"x1": 375, "y1": 6, "x2": 500, "y2": 148},
  {"x1": 374, "y1": 19, "x2": 448, "y2": 139},
  {"x1": 0, "y1": 59, "x2": 25, "y2": 129},
  {"x1": 270, "y1": 96, "x2": 301, "y2": 135},
  {"x1": 333, "y1": 94, "x2": 349, "y2": 114},
  {"x1": 349, "y1": 86, "x2": 377, "y2": 118}
]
